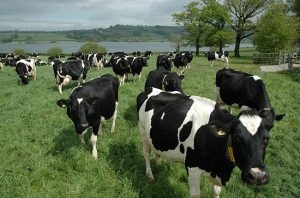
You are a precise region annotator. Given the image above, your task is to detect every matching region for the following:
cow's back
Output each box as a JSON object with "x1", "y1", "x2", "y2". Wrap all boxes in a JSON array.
[
  {"x1": 138, "y1": 88, "x2": 216, "y2": 162},
  {"x1": 71, "y1": 74, "x2": 119, "y2": 119}
]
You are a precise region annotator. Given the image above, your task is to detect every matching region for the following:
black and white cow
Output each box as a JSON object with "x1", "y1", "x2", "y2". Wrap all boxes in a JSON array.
[
  {"x1": 215, "y1": 67, "x2": 285, "y2": 128},
  {"x1": 156, "y1": 53, "x2": 174, "y2": 71},
  {"x1": 15, "y1": 59, "x2": 36, "y2": 85},
  {"x1": 87, "y1": 53, "x2": 105, "y2": 70},
  {"x1": 173, "y1": 51, "x2": 193, "y2": 75},
  {"x1": 57, "y1": 74, "x2": 119, "y2": 159},
  {"x1": 144, "y1": 67, "x2": 184, "y2": 93},
  {"x1": 111, "y1": 56, "x2": 130, "y2": 86},
  {"x1": 127, "y1": 56, "x2": 148, "y2": 82},
  {"x1": 53, "y1": 59, "x2": 90, "y2": 94},
  {"x1": 137, "y1": 87, "x2": 282, "y2": 198},
  {"x1": 207, "y1": 51, "x2": 229, "y2": 67}
]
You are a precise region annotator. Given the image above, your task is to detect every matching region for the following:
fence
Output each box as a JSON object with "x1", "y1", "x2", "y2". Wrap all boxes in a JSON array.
[{"x1": 253, "y1": 51, "x2": 299, "y2": 65}]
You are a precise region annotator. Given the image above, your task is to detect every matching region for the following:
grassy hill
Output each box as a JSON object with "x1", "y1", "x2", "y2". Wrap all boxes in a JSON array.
[{"x1": 0, "y1": 25, "x2": 187, "y2": 43}]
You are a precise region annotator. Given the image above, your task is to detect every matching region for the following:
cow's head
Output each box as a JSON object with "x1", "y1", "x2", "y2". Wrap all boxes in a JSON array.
[
  {"x1": 16, "y1": 63, "x2": 29, "y2": 85},
  {"x1": 57, "y1": 97, "x2": 99, "y2": 133},
  {"x1": 258, "y1": 108, "x2": 285, "y2": 130},
  {"x1": 227, "y1": 110, "x2": 275, "y2": 185},
  {"x1": 162, "y1": 73, "x2": 184, "y2": 94}
]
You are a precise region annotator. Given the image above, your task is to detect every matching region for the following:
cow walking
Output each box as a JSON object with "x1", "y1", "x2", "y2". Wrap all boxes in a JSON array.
[
  {"x1": 57, "y1": 74, "x2": 119, "y2": 159},
  {"x1": 53, "y1": 59, "x2": 90, "y2": 94},
  {"x1": 137, "y1": 87, "x2": 283, "y2": 198},
  {"x1": 15, "y1": 59, "x2": 36, "y2": 85},
  {"x1": 173, "y1": 51, "x2": 193, "y2": 75},
  {"x1": 206, "y1": 51, "x2": 229, "y2": 67}
]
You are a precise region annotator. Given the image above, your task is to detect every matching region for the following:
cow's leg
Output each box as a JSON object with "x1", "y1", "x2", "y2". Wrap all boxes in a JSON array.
[
  {"x1": 188, "y1": 167, "x2": 202, "y2": 198},
  {"x1": 225, "y1": 57, "x2": 229, "y2": 68},
  {"x1": 90, "y1": 133, "x2": 98, "y2": 160},
  {"x1": 139, "y1": 122, "x2": 154, "y2": 181},
  {"x1": 213, "y1": 185, "x2": 222, "y2": 198},
  {"x1": 210, "y1": 61, "x2": 213, "y2": 67},
  {"x1": 110, "y1": 102, "x2": 118, "y2": 133},
  {"x1": 91, "y1": 124, "x2": 100, "y2": 160},
  {"x1": 79, "y1": 129, "x2": 88, "y2": 144},
  {"x1": 58, "y1": 83, "x2": 63, "y2": 94}
]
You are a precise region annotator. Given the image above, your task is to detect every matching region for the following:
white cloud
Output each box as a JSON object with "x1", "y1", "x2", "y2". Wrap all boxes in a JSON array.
[{"x1": 0, "y1": 0, "x2": 194, "y2": 31}]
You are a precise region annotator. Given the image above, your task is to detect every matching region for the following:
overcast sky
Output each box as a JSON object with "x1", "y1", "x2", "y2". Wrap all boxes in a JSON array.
[{"x1": 0, "y1": 0, "x2": 195, "y2": 31}]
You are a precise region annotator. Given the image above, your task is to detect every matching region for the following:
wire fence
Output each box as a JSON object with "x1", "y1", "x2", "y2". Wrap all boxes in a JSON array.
[{"x1": 253, "y1": 51, "x2": 300, "y2": 66}]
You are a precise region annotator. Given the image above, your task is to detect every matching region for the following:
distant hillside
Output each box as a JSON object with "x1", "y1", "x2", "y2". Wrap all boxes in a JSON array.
[{"x1": 0, "y1": 25, "x2": 187, "y2": 43}]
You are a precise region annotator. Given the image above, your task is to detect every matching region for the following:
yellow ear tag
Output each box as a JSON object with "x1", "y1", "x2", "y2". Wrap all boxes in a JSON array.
[{"x1": 217, "y1": 129, "x2": 226, "y2": 136}]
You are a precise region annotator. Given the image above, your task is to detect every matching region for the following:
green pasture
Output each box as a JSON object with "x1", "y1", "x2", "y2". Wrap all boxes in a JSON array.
[{"x1": 0, "y1": 53, "x2": 299, "y2": 198}]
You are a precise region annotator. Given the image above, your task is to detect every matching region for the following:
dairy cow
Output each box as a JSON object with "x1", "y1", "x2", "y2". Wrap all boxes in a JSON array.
[
  {"x1": 137, "y1": 87, "x2": 281, "y2": 197},
  {"x1": 57, "y1": 74, "x2": 119, "y2": 159},
  {"x1": 156, "y1": 53, "x2": 174, "y2": 71},
  {"x1": 215, "y1": 67, "x2": 285, "y2": 128},
  {"x1": 173, "y1": 51, "x2": 193, "y2": 75},
  {"x1": 207, "y1": 51, "x2": 229, "y2": 67},
  {"x1": 53, "y1": 59, "x2": 90, "y2": 94},
  {"x1": 15, "y1": 59, "x2": 36, "y2": 85},
  {"x1": 144, "y1": 67, "x2": 184, "y2": 93}
]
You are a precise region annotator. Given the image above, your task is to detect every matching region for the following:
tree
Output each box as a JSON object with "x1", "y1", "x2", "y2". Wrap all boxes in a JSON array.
[
  {"x1": 200, "y1": 0, "x2": 233, "y2": 51},
  {"x1": 225, "y1": 0, "x2": 271, "y2": 57},
  {"x1": 253, "y1": 2, "x2": 298, "y2": 53},
  {"x1": 169, "y1": 33, "x2": 185, "y2": 52},
  {"x1": 79, "y1": 42, "x2": 107, "y2": 54},
  {"x1": 172, "y1": 2, "x2": 206, "y2": 56},
  {"x1": 47, "y1": 47, "x2": 63, "y2": 56},
  {"x1": 13, "y1": 48, "x2": 27, "y2": 56}
]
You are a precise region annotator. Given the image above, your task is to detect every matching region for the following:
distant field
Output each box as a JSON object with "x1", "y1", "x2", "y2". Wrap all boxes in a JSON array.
[{"x1": 0, "y1": 54, "x2": 299, "y2": 197}]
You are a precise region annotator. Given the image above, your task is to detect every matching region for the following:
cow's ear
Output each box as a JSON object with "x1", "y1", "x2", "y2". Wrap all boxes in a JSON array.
[
  {"x1": 275, "y1": 114, "x2": 285, "y2": 121},
  {"x1": 57, "y1": 99, "x2": 69, "y2": 108},
  {"x1": 87, "y1": 97, "x2": 99, "y2": 105},
  {"x1": 179, "y1": 75, "x2": 184, "y2": 80}
]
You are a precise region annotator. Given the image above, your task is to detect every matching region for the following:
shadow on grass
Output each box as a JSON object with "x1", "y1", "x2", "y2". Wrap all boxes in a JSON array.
[
  {"x1": 47, "y1": 126, "x2": 91, "y2": 159},
  {"x1": 279, "y1": 68, "x2": 300, "y2": 83},
  {"x1": 123, "y1": 103, "x2": 138, "y2": 128},
  {"x1": 106, "y1": 141, "x2": 187, "y2": 198}
]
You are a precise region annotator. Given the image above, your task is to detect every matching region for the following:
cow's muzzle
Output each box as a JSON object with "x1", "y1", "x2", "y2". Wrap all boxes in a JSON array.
[{"x1": 242, "y1": 167, "x2": 269, "y2": 185}]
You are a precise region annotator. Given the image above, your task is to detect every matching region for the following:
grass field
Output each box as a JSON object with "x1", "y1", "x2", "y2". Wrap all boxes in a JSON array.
[{"x1": 0, "y1": 53, "x2": 299, "y2": 198}]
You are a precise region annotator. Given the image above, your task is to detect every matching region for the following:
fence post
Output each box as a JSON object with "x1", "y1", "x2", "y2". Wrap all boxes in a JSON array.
[{"x1": 287, "y1": 53, "x2": 293, "y2": 69}]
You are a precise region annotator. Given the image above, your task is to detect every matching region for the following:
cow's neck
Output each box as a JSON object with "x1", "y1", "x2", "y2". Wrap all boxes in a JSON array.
[{"x1": 209, "y1": 135, "x2": 236, "y2": 186}]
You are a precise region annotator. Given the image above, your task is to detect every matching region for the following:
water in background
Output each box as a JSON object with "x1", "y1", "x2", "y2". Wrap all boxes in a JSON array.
[{"x1": 0, "y1": 41, "x2": 253, "y2": 54}]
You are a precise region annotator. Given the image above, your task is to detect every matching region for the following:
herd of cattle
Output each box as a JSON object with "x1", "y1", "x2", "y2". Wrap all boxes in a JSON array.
[{"x1": 0, "y1": 50, "x2": 284, "y2": 197}]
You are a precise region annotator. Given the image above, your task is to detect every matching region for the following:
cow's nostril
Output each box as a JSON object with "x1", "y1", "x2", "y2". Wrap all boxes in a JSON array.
[{"x1": 81, "y1": 123, "x2": 89, "y2": 127}]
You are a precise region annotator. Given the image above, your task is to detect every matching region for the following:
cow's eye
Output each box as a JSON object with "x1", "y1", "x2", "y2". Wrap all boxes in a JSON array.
[
  {"x1": 233, "y1": 135, "x2": 242, "y2": 144},
  {"x1": 262, "y1": 137, "x2": 269, "y2": 145}
]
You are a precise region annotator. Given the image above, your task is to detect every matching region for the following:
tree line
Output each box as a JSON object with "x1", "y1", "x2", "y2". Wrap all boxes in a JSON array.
[{"x1": 172, "y1": 0, "x2": 300, "y2": 57}]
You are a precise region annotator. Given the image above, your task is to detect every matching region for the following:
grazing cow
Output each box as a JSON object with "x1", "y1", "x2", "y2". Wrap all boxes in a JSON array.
[
  {"x1": 111, "y1": 56, "x2": 130, "y2": 86},
  {"x1": 207, "y1": 51, "x2": 229, "y2": 67},
  {"x1": 127, "y1": 56, "x2": 148, "y2": 82},
  {"x1": 87, "y1": 53, "x2": 105, "y2": 70},
  {"x1": 173, "y1": 51, "x2": 193, "y2": 75},
  {"x1": 57, "y1": 74, "x2": 119, "y2": 159},
  {"x1": 53, "y1": 59, "x2": 90, "y2": 94},
  {"x1": 215, "y1": 67, "x2": 285, "y2": 129},
  {"x1": 156, "y1": 53, "x2": 174, "y2": 71},
  {"x1": 144, "y1": 51, "x2": 152, "y2": 59},
  {"x1": 144, "y1": 67, "x2": 184, "y2": 93},
  {"x1": 15, "y1": 59, "x2": 36, "y2": 85},
  {"x1": 137, "y1": 87, "x2": 282, "y2": 198}
]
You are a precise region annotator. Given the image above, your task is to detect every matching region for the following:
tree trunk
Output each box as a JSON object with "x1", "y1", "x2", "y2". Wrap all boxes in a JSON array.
[
  {"x1": 234, "y1": 35, "x2": 241, "y2": 57},
  {"x1": 195, "y1": 43, "x2": 200, "y2": 56}
]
